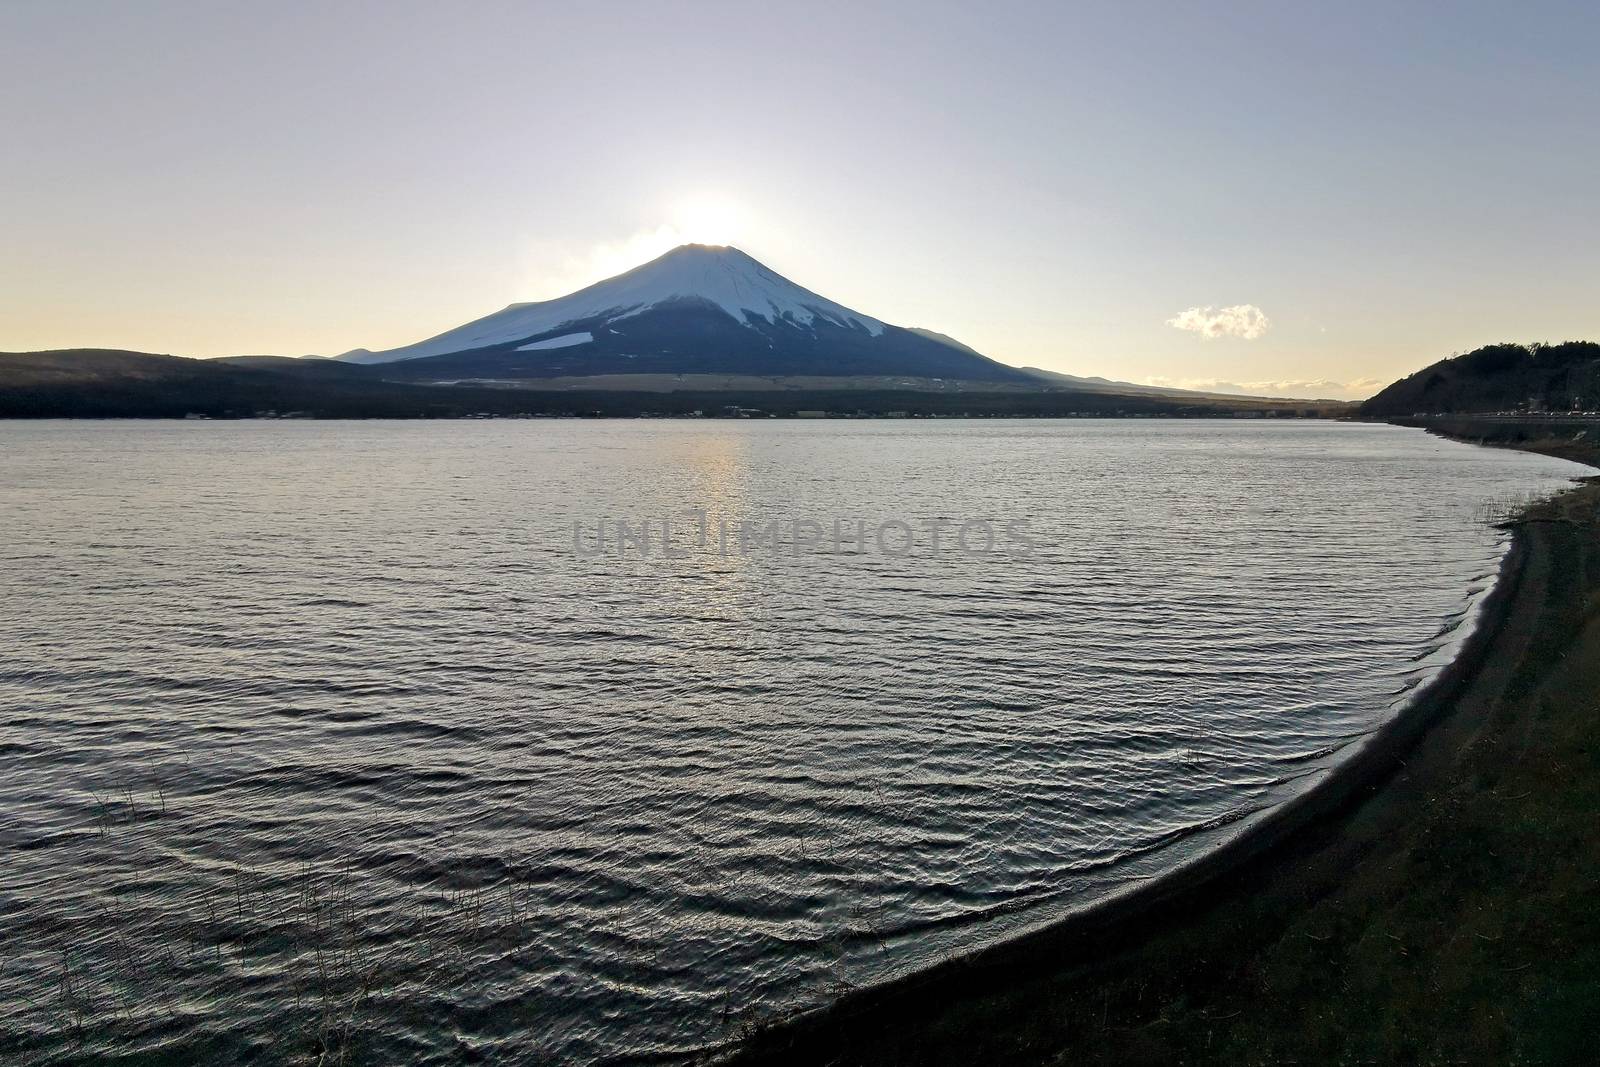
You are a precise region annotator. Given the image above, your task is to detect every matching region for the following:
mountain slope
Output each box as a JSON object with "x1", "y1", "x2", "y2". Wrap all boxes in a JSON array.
[{"x1": 345, "y1": 245, "x2": 1036, "y2": 385}]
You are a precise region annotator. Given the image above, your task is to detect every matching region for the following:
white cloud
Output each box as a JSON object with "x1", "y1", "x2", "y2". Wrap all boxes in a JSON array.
[
  {"x1": 1143, "y1": 376, "x2": 1386, "y2": 401},
  {"x1": 1166, "y1": 304, "x2": 1271, "y2": 340}
]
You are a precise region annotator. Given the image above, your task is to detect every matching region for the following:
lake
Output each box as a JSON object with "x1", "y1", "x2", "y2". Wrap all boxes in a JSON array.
[{"x1": 0, "y1": 419, "x2": 1590, "y2": 1063}]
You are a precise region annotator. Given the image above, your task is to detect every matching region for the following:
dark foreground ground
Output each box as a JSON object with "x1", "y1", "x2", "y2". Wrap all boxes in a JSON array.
[{"x1": 725, "y1": 435, "x2": 1600, "y2": 1066}]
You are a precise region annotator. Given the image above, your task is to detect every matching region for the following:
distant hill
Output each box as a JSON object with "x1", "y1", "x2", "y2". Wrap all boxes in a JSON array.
[
  {"x1": 1361, "y1": 341, "x2": 1600, "y2": 416},
  {"x1": 0, "y1": 349, "x2": 548, "y2": 419},
  {"x1": 213, "y1": 355, "x2": 368, "y2": 378}
]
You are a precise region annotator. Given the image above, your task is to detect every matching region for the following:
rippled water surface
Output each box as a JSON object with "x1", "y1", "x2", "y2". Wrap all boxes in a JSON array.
[{"x1": 0, "y1": 419, "x2": 1590, "y2": 1063}]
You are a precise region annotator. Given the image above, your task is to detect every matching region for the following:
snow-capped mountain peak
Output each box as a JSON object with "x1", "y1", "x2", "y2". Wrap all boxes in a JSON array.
[{"x1": 346, "y1": 244, "x2": 886, "y2": 364}]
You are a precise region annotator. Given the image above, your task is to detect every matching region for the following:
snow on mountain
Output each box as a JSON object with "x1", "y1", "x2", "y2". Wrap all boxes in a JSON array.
[
  {"x1": 515, "y1": 331, "x2": 592, "y2": 351},
  {"x1": 345, "y1": 245, "x2": 886, "y2": 365}
]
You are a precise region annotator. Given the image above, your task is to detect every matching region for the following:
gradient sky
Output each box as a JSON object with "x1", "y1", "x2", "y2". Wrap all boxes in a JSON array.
[{"x1": 3, "y1": 1, "x2": 1596, "y2": 399}]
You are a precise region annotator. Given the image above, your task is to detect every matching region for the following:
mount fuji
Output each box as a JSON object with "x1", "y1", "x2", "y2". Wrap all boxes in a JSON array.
[{"x1": 339, "y1": 245, "x2": 1035, "y2": 386}]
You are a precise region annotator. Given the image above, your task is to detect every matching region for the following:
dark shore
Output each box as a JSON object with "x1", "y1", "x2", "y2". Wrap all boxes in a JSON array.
[{"x1": 721, "y1": 431, "x2": 1600, "y2": 1066}]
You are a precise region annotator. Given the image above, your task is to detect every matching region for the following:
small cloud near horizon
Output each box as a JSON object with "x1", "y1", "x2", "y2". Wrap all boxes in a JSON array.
[
  {"x1": 1145, "y1": 376, "x2": 1386, "y2": 401},
  {"x1": 1167, "y1": 304, "x2": 1271, "y2": 340}
]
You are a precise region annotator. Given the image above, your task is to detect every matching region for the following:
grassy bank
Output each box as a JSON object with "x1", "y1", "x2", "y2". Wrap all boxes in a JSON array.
[{"x1": 726, "y1": 440, "x2": 1600, "y2": 1065}]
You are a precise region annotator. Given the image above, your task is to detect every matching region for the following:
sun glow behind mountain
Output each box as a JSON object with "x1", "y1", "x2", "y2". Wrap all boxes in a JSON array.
[
  {"x1": 671, "y1": 194, "x2": 747, "y2": 246},
  {"x1": 524, "y1": 194, "x2": 755, "y2": 302}
]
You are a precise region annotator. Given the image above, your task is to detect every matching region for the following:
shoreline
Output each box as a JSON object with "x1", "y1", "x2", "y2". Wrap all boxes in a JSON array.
[{"x1": 718, "y1": 434, "x2": 1600, "y2": 1065}]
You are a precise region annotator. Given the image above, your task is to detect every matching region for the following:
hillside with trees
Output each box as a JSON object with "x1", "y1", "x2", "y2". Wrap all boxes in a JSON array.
[{"x1": 1361, "y1": 342, "x2": 1600, "y2": 416}]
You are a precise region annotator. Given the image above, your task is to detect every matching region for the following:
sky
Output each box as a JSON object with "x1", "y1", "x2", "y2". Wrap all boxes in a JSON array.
[{"x1": 2, "y1": 1, "x2": 1597, "y2": 400}]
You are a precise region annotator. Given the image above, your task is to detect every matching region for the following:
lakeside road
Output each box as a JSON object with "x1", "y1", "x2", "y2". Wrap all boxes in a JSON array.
[{"x1": 724, "y1": 446, "x2": 1600, "y2": 1066}]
